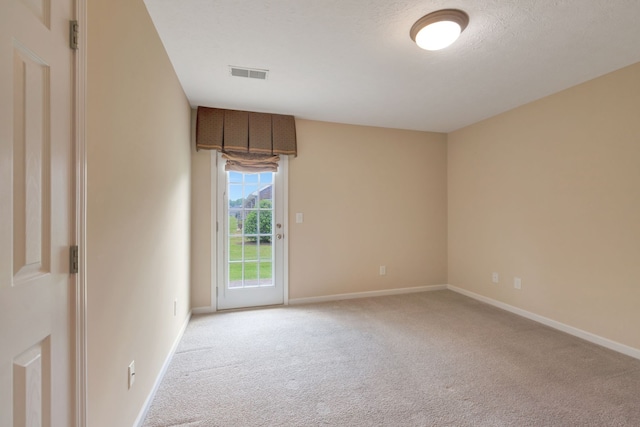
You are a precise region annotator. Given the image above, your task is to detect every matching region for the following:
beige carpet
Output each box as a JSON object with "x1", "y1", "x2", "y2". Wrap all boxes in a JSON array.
[{"x1": 142, "y1": 290, "x2": 640, "y2": 426}]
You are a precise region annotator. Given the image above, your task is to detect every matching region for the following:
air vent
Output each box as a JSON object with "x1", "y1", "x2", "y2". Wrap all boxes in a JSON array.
[{"x1": 229, "y1": 66, "x2": 268, "y2": 80}]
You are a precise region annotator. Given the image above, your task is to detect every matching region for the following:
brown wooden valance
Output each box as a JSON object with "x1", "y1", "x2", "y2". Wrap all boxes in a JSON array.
[{"x1": 196, "y1": 106, "x2": 297, "y2": 157}]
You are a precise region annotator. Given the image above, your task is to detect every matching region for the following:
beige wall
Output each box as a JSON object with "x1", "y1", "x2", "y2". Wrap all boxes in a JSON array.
[
  {"x1": 87, "y1": 0, "x2": 191, "y2": 426},
  {"x1": 190, "y1": 119, "x2": 448, "y2": 307},
  {"x1": 448, "y1": 62, "x2": 640, "y2": 350},
  {"x1": 289, "y1": 120, "x2": 448, "y2": 298},
  {"x1": 190, "y1": 110, "x2": 213, "y2": 308}
]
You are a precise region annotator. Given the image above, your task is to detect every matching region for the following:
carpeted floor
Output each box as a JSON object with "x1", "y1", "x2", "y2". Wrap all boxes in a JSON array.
[{"x1": 142, "y1": 290, "x2": 640, "y2": 426}]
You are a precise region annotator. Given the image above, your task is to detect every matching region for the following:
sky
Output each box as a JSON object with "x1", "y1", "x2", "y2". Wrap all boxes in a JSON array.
[{"x1": 228, "y1": 171, "x2": 273, "y2": 203}]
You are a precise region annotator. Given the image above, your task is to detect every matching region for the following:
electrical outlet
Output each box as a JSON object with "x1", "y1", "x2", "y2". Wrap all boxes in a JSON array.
[
  {"x1": 128, "y1": 361, "x2": 135, "y2": 389},
  {"x1": 514, "y1": 277, "x2": 522, "y2": 290},
  {"x1": 379, "y1": 266, "x2": 386, "y2": 276},
  {"x1": 492, "y1": 272, "x2": 499, "y2": 283}
]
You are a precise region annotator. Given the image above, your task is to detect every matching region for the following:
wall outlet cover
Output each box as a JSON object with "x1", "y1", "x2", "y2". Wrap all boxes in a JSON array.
[{"x1": 514, "y1": 277, "x2": 522, "y2": 290}]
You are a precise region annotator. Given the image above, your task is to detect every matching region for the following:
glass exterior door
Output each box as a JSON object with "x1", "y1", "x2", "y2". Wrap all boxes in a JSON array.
[{"x1": 217, "y1": 155, "x2": 285, "y2": 309}]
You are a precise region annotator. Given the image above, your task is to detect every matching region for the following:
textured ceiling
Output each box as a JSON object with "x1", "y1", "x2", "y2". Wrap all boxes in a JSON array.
[{"x1": 144, "y1": 0, "x2": 640, "y2": 133}]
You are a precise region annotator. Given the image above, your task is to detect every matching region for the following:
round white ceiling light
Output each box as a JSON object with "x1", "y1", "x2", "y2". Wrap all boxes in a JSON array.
[{"x1": 410, "y1": 9, "x2": 469, "y2": 51}]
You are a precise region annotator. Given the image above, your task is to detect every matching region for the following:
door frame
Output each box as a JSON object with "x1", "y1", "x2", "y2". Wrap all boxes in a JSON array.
[
  {"x1": 74, "y1": 0, "x2": 88, "y2": 425},
  {"x1": 212, "y1": 152, "x2": 289, "y2": 310}
]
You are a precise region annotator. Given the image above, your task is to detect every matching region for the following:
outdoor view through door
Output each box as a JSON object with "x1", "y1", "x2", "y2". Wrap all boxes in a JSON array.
[
  {"x1": 217, "y1": 154, "x2": 286, "y2": 310},
  {"x1": 228, "y1": 171, "x2": 274, "y2": 288}
]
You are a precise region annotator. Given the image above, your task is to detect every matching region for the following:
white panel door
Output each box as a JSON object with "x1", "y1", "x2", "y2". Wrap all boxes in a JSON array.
[
  {"x1": 0, "y1": 0, "x2": 75, "y2": 424},
  {"x1": 216, "y1": 153, "x2": 287, "y2": 310}
]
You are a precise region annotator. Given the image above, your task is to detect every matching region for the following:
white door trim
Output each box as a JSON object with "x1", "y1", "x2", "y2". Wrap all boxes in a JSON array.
[
  {"x1": 74, "y1": 0, "x2": 88, "y2": 425},
  {"x1": 215, "y1": 152, "x2": 224, "y2": 308},
  {"x1": 210, "y1": 150, "x2": 218, "y2": 312},
  {"x1": 281, "y1": 156, "x2": 289, "y2": 306}
]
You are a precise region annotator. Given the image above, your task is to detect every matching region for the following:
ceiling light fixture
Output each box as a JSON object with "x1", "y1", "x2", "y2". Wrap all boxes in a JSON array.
[{"x1": 410, "y1": 9, "x2": 469, "y2": 51}]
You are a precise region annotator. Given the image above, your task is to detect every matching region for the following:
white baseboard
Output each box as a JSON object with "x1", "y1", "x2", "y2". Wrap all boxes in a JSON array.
[
  {"x1": 447, "y1": 285, "x2": 640, "y2": 361},
  {"x1": 192, "y1": 306, "x2": 217, "y2": 314},
  {"x1": 133, "y1": 310, "x2": 192, "y2": 427},
  {"x1": 288, "y1": 284, "x2": 447, "y2": 305}
]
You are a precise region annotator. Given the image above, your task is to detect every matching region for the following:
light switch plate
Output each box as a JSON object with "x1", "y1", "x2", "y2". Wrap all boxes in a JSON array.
[{"x1": 128, "y1": 361, "x2": 135, "y2": 389}]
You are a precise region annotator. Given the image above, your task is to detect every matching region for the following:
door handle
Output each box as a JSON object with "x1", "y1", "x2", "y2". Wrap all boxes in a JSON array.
[{"x1": 276, "y1": 234, "x2": 283, "y2": 240}]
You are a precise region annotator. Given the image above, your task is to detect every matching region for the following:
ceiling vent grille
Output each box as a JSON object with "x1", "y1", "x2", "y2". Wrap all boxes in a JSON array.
[{"x1": 229, "y1": 66, "x2": 268, "y2": 80}]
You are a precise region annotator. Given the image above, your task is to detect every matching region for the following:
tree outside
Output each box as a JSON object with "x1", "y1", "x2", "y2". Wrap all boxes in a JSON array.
[{"x1": 244, "y1": 199, "x2": 272, "y2": 243}]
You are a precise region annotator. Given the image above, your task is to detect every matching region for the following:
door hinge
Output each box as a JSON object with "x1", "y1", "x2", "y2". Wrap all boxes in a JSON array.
[
  {"x1": 216, "y1": 221, "x2": 219, "y2": 232},
  {"x1": 69, "y1": 20, "x2": 79, "y2": 50},
  {"x1": 216, "y1": 286, "x2": 218, "y2": 296},
  {"x1": 70, "y1": 245, "x2": 79, "y2": 274}
]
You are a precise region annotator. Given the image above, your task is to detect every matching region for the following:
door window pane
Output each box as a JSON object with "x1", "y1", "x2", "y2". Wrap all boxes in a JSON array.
[
  {"x1": 243, "y1": 262, "x2": 259, "y2": 284},
  {"x1": 228, "y1": 263, "x2": 243, "y2": 288},
  {"x1": 259, "y1": 262, "x2": 273, "y2": 286},
  {"x1": 226, "y1": 171, "x2": 275, "y2": 289}
]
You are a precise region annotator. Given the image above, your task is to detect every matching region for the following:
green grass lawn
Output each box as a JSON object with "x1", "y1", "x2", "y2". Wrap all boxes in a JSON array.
[
  {"x1": 228, "y1": 215, "x2": 273, "y2": 282},
  {"x1": 229, "y1": 237, "x2": 272, "y2": 261},
  {"x1": 229, "y1": 261, "x2": 273, "y2": 282}
]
